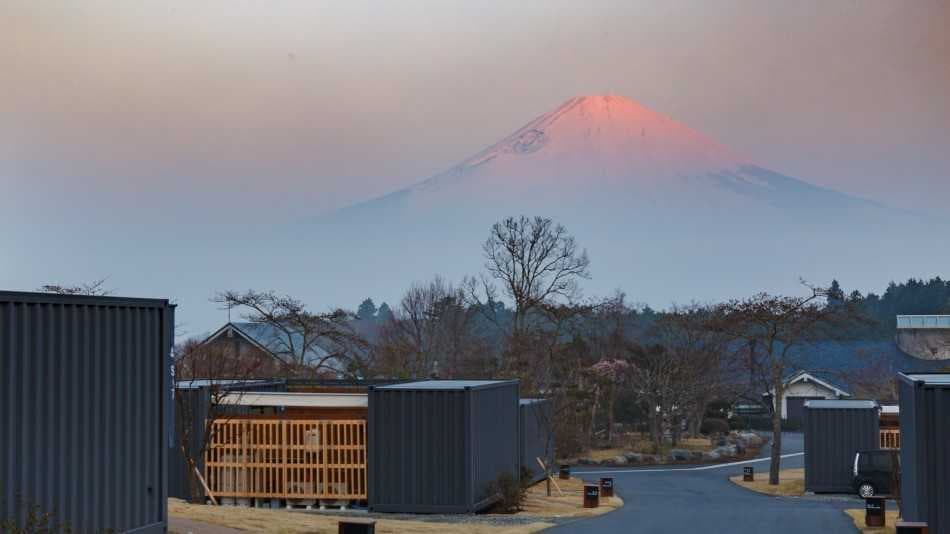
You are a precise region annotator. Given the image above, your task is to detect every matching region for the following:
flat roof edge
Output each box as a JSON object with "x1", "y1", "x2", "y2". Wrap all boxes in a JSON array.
[
  {"x1": 375, "y1": 379, "x2": 520, "y2": 391},
  {"x1": 0, "y1": 290, "x2": 172, "y2": 308},
  {"x1": 898, "y1": 371, "x2": 950, "y2": 387}
]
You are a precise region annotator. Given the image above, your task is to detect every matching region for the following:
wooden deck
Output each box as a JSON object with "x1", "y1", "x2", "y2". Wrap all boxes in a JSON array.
[{"x1": 205, "y1": 419, "x2": 367, "y2": 501}]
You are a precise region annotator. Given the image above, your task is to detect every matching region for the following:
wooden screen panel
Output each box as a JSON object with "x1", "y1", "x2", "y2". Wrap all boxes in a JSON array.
[
  {"x1": 880, "y1": 429, "x2": 901, "y2": 450},
  {"x1": 204, "y1": 419, "x2": 367, "y2": 500}
]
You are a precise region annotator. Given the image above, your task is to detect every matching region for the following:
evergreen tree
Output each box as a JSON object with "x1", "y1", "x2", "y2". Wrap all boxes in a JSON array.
[
  {"x1": 357, "y1": 298, "x2": 377, "y2": 320},
  {"x1": 376, "y1": 302, "x2": 394, "y2": 322},
  {"x1": 827, "y1": 279, "x2": 845, "y2": 305}
]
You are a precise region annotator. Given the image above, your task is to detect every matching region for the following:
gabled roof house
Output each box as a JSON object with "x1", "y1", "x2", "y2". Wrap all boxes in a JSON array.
[
  {"x1": 200, "y1": 321, "x2": 344, "y2": 374},
  {"x1": 768, "y1": 370, "x2": 851, "y2": 426}
]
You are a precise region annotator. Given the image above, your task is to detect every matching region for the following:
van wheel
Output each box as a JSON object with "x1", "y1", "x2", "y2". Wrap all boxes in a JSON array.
[{"x1": 858, "y1": 483, "x2": 876, "y2": 498}]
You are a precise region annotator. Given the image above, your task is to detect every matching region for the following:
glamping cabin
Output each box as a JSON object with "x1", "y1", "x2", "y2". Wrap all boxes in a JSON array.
[
  {"x1": 172, "y1": 378, "x2": 544, "y2": 513},
  {"x1": 205, "y1": 390, "x2": 370, "y2": 509}
]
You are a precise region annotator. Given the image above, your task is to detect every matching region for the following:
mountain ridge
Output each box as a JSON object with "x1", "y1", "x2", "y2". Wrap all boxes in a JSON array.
[{"x1": 335, "y1": 94, "x2": 880, "y2": 218}]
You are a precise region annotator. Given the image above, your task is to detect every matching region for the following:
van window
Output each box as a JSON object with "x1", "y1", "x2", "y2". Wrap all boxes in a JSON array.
[{"x1": 872, "y1": 453, "x2": 892, "y2": 470}]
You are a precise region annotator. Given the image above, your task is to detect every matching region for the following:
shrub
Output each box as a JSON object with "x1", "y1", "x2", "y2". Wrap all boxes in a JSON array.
[
  {"x1": 700, "y1": 417, "x2": 730, "y2": 436},
  {"x1": 0, "y1": 496, "x2": 73, "y2": 533},
  {"x1": 488, "y1": 471, "x2": 528, "y2": 513}
]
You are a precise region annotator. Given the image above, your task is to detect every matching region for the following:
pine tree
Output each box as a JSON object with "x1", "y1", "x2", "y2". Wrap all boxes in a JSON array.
[
  {"x1": 377, "y1": 302, "x2": 394, "y2": 322},
  {"x1": 357, "y1": 298, "x2": 377, "y2": 320},
  {"x1": 827, "y1": 279, "x2": 845, "y2": 305}
]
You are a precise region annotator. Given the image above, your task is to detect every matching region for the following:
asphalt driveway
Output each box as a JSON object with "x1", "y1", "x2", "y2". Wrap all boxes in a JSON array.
[{"x1": 550, "y1": 433, "x2": 860, "y2": 534}]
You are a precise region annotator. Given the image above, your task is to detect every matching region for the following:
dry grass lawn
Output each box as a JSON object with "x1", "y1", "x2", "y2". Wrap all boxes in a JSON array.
[
  {"x1": 729, "y1": 468, "x2": 805, "y2": 497},
  {"x1": 844, "y1": 509, "x2": 899, "y2": 534},
  {"x1": 520, "y1": 476, "x2": 623, "y2": 519},
  {"x1": 169, "y1": 477, "x2": 622, "y2": 534}
]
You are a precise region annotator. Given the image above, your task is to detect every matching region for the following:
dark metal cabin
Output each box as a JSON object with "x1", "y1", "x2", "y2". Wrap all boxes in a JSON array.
[
  {"x1": 519, "y1": 398, "x2": 554, "y2": 484},
  {"x1": 898, "y1": 373, "x2": 950, "y2": 534},
  {"x1": 367, "y1": 380, "x2": 520, "y2": 513},
  {"x1": 0, "y1": 291, "x2": 174, "y2": 534},
  {"x1": 803, "y1": 399, "x2": 880, "y2": 493}
]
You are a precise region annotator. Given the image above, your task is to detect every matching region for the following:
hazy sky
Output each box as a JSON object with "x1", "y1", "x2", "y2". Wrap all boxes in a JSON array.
[
  {"x1": 2, "y1": 0, "x2": 948, "y2": 223},
  {"x1": 2, "y1": 1, "x2": 949, "y2": 334}
]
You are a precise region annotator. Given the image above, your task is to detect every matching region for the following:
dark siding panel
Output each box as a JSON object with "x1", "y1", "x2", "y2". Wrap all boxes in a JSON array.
[
  {"x1": 899, "y1": 379, "x2": 923, "y2": 524},
  {"x1": 368, "y1": 382, "x2": 520, "y2": 514},
  {"x1": 470, "y1": 384, "x2": 520, "y2": 508},
  {"x1": 803, "y1": 406, "x2": 879, "y2": 493},
  {"x1": 520, "y1": 400, "x2": 554, "y2": 484},
  {"x1": 0, "y1": 292, "x2": 172, "y2": 533},
  {"x1": 900, "y1": 377, "x2": 950, "y2": 534}
]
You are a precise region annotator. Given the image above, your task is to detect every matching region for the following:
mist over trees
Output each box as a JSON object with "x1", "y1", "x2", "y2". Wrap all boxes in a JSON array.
[{"x1": 169, "y1": 214, "x2": 950, "y2": 488}]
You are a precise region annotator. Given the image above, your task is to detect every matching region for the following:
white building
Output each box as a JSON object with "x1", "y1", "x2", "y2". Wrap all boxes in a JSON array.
[{"x1": 769, "y1": 370, "x2": 851, "y2": 426}]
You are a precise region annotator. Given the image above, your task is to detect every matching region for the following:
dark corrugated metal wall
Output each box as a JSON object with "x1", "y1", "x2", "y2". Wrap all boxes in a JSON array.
[
  {"x1": 803, "y1": 406, "x2": 879, "y2": 493},
  {"x1": 0, "y1": 292, "x2": 173, "y2": 534},
  {"x1": 900, "y1": 376, "x2": 950, "y2": 534},
  {"x1": 368, "y1": 381, "x2": 520, "y2": 513},
  {"x1": 368, "y1": 388, "x2": 469, "y2": 513},
  {"x1": 519, "y1": 400, "x2": 553, "y2": 484},
  {"x1": 470, "y1": 384, "x2": 520, "y2": 510},
  {"x1": 168, "y1": 387, "x2": 211, "y2": 501},
  {"x1": 900, "y1": 379, "x2": 922, "y2": 526}
]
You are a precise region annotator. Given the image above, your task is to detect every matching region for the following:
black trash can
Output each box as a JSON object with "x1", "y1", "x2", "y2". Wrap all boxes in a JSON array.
[
  {"x1": 599, "y1": 477, "x2": 614, "y2": 498},
  {"x1": 865, "y1": 497, "x2": 885, "y2": 528},
  {"x1": 743, "y1": 466, "x2": 754, "y2": 482},
  {"x1": 895, "y1": 521, "x2": 928, "y2": 534},
  {"x1": 339, "y1": 519, "x2": 376, "y2": 534},
  {"x1": 583, "y1": 484, "x2": 600, "y2": 508},
  {"x1": 559, "y1": 465, "x2": 571, "y2": 480}
]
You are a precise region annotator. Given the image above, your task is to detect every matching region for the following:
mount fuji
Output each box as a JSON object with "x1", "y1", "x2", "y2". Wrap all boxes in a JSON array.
[{"x1": 303, "y1": 95, "x2": 944, "y2": 307}]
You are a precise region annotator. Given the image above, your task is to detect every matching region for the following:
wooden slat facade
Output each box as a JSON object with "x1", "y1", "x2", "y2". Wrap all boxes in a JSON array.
[
  {"x1": 880, "y1": 429, "x2": 901, "y2": 450},
  {"x1": 205, "y1": 419, "x2": 367, "y2": 500}
]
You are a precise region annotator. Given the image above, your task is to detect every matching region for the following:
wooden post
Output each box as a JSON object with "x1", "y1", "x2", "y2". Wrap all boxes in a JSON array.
[
  {"x1": 194, "y1": 464, "x2": 218, "y2": 506},
  {"x1": 537, "y1": 457, "x2": 564, "y2": 496}
]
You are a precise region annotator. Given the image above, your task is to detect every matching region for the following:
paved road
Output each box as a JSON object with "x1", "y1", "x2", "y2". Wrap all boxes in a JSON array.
[{"x1": 550, "y1": 433, "x2": 861, "y2": 534}]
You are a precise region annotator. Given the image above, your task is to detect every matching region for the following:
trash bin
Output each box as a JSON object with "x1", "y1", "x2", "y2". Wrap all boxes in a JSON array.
[
  {"x1": 865, "y1": 497, "x2": 885, "y2": 528},
  {"x1": 743, "y1": 466, "x2": 754, "y2": 482},
  {"x1": 559, "y1": 465, "x2": 571, "y2": 480},
  {"x1": 583, "y1": 484, "x2": 600, "y2": 508},
  {"x1": 339, "y1": 519, "x2": 376, "y2": 534},
  {"x1": 599, "y1": 477, "x2": 614, "y2": 498},
  {"x1": 895, "y1": 522, "x2": 928, "y2": 534}
]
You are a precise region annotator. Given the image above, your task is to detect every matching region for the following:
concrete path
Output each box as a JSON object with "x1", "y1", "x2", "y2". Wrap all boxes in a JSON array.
[{"x1": 549, "y1": 433, "x2": 861, "y2": 534}]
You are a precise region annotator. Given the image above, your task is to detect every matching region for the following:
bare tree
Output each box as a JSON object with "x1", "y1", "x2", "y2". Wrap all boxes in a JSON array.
[
  {"x1": 470, "y1": 215, "x2": 590, "y2": 375},
  {"x1": 38, "y1": 278, "x2": 111, "y2": 296},
  {"x1": 847, "y1": 347, "x2": 900, "y2": 402},
  {"x1": 625, "y1": 342, "x2": 681, "y2": 450},
  {"x1": 652, "y1": 305, "x2": 735, "y2": 441},
  {"x1": 374, "y1": 277, "x2": 489, "y2": 378},
  {"x1": 483, "y1": 215, "x2": 590, "y2": 323},
  {"x1": 709, "y1": 285, "x2": 862, "y2": 485},
  {"x1": 173, "y1": 338, "x2": 269, "y2": 503},
  {"x1": 213, "y1": 290, "x2": 368, "y2": 377}
]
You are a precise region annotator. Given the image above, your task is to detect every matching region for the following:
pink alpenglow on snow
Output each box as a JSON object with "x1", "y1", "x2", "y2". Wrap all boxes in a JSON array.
[{"x1": 407, "y1": 95, "x2": 751, "y2": 206}]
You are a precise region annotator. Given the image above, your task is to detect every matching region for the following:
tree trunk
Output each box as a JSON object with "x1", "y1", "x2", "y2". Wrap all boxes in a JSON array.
[
  {"x1": 769, "y1": 379, "x2": 784, "y2": 485},
  {"x1": 606, "y1": 388, "x2": 616, "y2": 444},
  {"x1": 590, "y1": 388, "x2": 600, "y2": 446}
]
